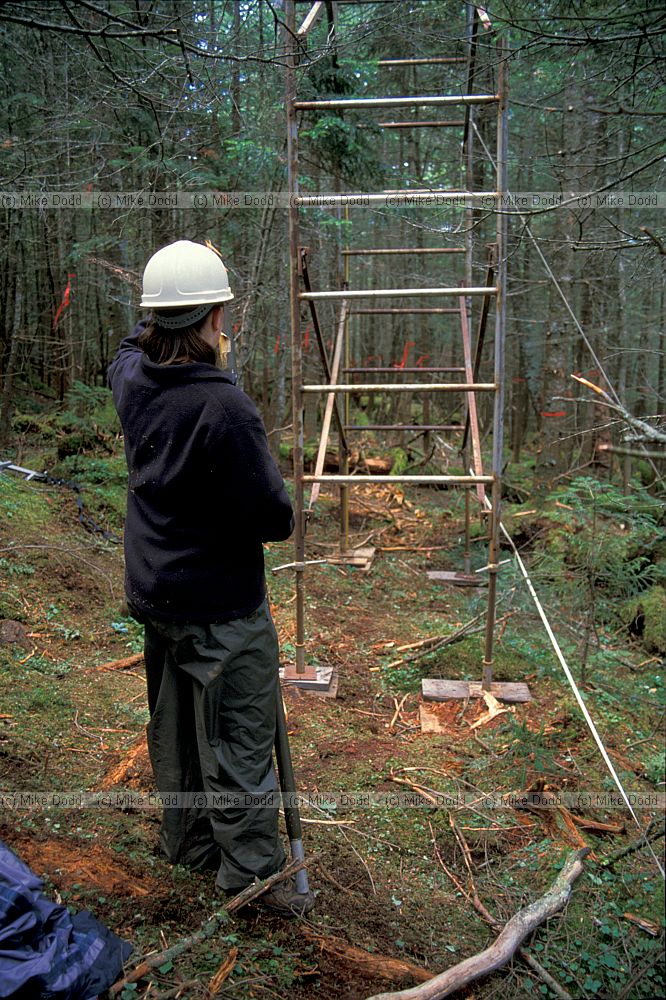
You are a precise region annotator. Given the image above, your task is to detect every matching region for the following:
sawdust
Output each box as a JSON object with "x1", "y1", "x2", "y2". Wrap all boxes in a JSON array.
[
  {"x1": 5, "y1": 834, "x2": 154, "y2": 898},
  {"x1": 98, "y1": 734, "x2": 152, "y2": 791}
]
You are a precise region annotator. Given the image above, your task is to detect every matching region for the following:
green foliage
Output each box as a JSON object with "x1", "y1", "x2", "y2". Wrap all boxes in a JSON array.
[
  {"x1": 55, "y1": 454, "x2": 127, "y2": 487},
  {"x1": 538, "y1": 477, "x2": 664, "y2": 625},
  {"x1": 109, "y1": 615, "x2": 144, "y2": 653},
  {"x1": 621, "y1": 585, "x2": 666, "y2": 654},
  {"x1": 0, "y1": 471, "x2": 52, "y2": 533},
  {"x1": 54, "y1": 382, "x2": 120, "y2": 457},
  {"x1": 11, "y1": 384, "x2": 121, "y2": 458},
  {"x1": 11, "y1": 413, "x2": 57, "y2": 440},
  {"x1": 0, "y1": 556, "x2": 35, "y2": 576},
  {"x1": 301, "y1": 114, "x2": 385, "y2": 187},
  {"x1": 533, "y1": 868, "x2": 666, "y2": 999},
  {"x1": 643, "y1": 749, "x2": 665, "y2": 786},
  {"x1": 389, "y1": 447, "x2": 409, "y2": 476},
  {"x1": 26, "y1": 654, "x2": 73, "y2": 677}
]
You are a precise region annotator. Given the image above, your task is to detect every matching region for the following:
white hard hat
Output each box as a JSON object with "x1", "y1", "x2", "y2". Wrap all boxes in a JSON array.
[{"x1": 141, "y1": 240, "x2": 234, "y2": 319}]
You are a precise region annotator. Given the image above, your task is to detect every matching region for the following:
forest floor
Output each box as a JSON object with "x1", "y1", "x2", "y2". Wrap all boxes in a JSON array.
[{"x1": 0, "y1": 452, "x2": 664, "y2": 1000}]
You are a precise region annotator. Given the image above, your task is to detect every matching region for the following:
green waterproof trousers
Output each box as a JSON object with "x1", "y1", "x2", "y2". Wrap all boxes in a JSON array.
[{"x1": 137, "y1": 600, "x2": 286, "y2": 890}]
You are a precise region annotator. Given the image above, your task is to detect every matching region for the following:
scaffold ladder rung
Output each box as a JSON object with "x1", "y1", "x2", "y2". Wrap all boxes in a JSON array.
[
  {"x1": 379, "y1": 120, "x2": 465, "y2": 128},
  {"x1": 350, "y1": 307, "x2": 460, "y2": 315},
  {"x1": 294, "y1": 95, "x2": 498, "y2": 110},
  {"x1": 303, "y1": 474, "x2": 494, "y2": 484},
  {"x1": 343, "y1": 367, "x2": 465, "y2": 373},
  {"x1": 342, "y1": 247, "x2": 465, "y2": 256},
  {"x1": 301, "y1": 287, "x2": 497, "y2": 300},
  {"x1": 301, "y1": 382, "x2": 497, "y2": 393},
  {"x1": 345, "y1": 424, "x2": 462, "y2": 431},
  {"x1": 378, "y1": 57, "x2": 466, "y2": 65}
]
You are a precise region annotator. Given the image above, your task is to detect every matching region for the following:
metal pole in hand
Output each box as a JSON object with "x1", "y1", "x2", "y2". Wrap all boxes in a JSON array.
[{"x1": 274, "y1": 690, "x2": 310, "y2": 897}]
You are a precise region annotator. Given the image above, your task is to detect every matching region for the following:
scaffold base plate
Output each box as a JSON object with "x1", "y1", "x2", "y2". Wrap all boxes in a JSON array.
[
  {"x1": 427, "y1": 570, "x2": 484, "y2": 586},
  {"x1": 280, "y1": 663, "x2": 338, "y2": 697},
  {"x1": 421, "y1": 679, "x2": 532, "y2": 702}
]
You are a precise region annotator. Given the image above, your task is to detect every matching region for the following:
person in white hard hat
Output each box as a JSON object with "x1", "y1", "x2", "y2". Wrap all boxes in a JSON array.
[{"x1": 108, "y1": 240, "x2": 314, "y2": 916}]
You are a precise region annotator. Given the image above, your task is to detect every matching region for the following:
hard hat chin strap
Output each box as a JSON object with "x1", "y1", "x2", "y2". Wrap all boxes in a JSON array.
[{"x1": 153, "y1": 303, "x2": 213, "y2": 330}]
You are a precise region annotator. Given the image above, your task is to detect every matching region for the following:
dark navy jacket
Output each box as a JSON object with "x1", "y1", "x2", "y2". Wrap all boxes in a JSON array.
[{"x1": 108, "y1": 321, "x2": 294, "y2": 624}]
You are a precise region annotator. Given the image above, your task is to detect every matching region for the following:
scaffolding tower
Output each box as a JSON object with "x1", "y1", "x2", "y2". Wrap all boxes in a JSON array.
[{"x1": 283, "y1": 2, "x2": 529, "y2": 704}]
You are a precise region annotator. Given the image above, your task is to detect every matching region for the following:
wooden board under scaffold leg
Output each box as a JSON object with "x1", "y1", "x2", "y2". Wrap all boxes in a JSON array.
[
  {"x1": 422, "y1": 679, "x2": 531, "y2": 702},
  {"x1": 328, "y1": 546, "x2": 376, "y2": 571},
  {"x1": 419, "y1": 678, "x2": 531, "y2": 732},
  {"x1": 280, "y1": 663, "x2": 339, "y2": 698}
]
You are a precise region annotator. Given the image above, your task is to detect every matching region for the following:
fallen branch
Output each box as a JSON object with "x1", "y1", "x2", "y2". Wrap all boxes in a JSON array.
[
  {"x1": 557, "y1": 806, "x2": 597, "y2": 861},
  {"x1": 432, "y1": 820, "x2": 571, "y2": 1000},
  {"x1": 88, "y1": 652, "x2": 144, "y2": 673},
  {"x1": 388, "y1": 771, "x2": 440, "y2": 807},
  {"x1": 602, "y1": 819, "x2": 666, "y2": 868},
  {"x1": 108, "y1": 855, "x2": 314, "y2": 996},
  {"x1": 389, "y1": 694, "x2": 409, "y2": 730},
  {"x1": 569, "y1": 815, "x2": 624, "y2": 835},
  {"x1": 570, "y1": 376, "x2": 666, "y2": 445},
  {"x1": 150, "y1": 981, "x2": 199, "y2": 1000},
  {"x1": 385, "y1": 612, "x2": 486, "y2": 670},
  {"x1": 365, "y1": 848, "x2": 589, "y2": 1000},
  {"x1": 301, "y1": 927, "x2": 432, "y2": 985}
]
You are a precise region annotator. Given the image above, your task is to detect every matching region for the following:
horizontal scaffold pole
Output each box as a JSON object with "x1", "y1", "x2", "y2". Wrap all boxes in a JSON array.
[
  {"x1": 379, "y1": 120, "x2": 465, "y2": 128},
  {"x1": 303, "y1": 474, "x2": 494, "y2": 484},
  {"x1": 345, "y1": 424, "x2": 462, "y2": 431},
  {"x1": 301, "y1": 287, "x2": 497, "y2": 300},
  {"x1": 350, "y1": 307, "x2": 459, "y2": 314},
  {"x1": 294, "y1": 191, "x2": 497, "y2": 205},
  {"x1": 301, "y1": 382, "x2": 497, "y2": 393},
  {"x1": 378, "y1": 57, "x2": 466, "y2": 65},
  {"x1": 342, "y1": 247, "x2": 465, "y2": 255},
  {"x1": 294, "y1": 95, "x2": 498, "y2": 110},
  {"x1": 343, "y1": 367, "x2": 465, "y2": 373}
]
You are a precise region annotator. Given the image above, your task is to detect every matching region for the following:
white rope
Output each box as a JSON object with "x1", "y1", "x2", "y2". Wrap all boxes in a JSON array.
[
  {"x1": 470, "y1": 127, "x2": 664, "y2": 875},
  {"x1": 471, "y1": 122, "x2": 620, "y2": 404},
  {"x1": 483, "y1": 491, "x2": 665, "y2": 878}
]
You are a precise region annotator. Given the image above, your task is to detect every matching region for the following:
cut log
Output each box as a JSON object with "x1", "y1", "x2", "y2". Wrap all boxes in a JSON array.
[
  {"x1": 301, "y1": 928, "x2": 432, "y2": 985},
  {"x1": 365, "y1": 849, "x2": 589, "y2": 1000}
]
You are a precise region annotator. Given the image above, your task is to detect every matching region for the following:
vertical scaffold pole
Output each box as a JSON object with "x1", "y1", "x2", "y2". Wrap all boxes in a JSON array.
[
  {"x1": 463, "y1": 3, "x2": 477, "y2": 577},
  {"x1": 285, "y1": 1, "x2": 306, "y2": 675},
  {"x1": 340, "y1": 211, "x2": 350, "y2": 554},
  {"x1": 482, "y1": 34, "x2": 508, "y2": 689}
]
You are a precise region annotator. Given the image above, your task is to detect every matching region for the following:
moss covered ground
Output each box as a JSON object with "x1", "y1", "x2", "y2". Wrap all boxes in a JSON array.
[{"x1": 0, "y1": 440, "x2": 664, "y2": 999}]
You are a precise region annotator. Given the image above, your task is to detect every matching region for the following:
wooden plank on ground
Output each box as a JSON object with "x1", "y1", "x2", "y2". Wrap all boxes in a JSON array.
[
  {"x1": 427, "y1": 570, "x2": 483, "y2": 586},
  {"x1": 422, "y1": 679, "x2": 532, "y2": 702},
  {"x1": 329, "y1": 546, "x2": 375, "y2": 570}
]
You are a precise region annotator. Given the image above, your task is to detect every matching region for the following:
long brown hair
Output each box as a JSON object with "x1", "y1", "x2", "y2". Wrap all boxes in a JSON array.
[{"x1": 139, "y1": 307, "x2": 216, "y2": 365}]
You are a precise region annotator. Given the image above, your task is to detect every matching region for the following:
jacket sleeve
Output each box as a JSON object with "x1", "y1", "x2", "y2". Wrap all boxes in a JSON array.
[
  {"x1": 214, "y1": 393, "x2": 294, "y2": 543},
  {"x1": 107, "y1": 318, "x2": 148, "y2": 391}
]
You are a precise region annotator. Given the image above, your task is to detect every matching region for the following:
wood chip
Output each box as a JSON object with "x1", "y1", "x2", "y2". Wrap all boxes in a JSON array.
[
  {"x1": 623, "y1": 912, "x2": 660, "y2": 936},
  {"x1": 208, "y1": 948, "x2": 238, "y2": 994}
]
